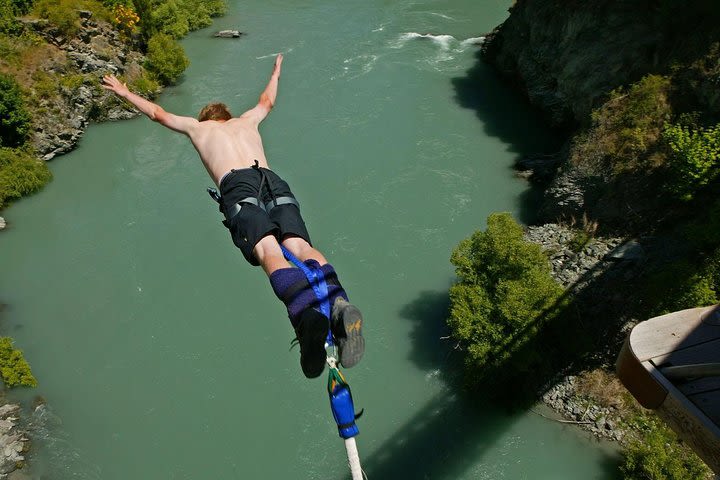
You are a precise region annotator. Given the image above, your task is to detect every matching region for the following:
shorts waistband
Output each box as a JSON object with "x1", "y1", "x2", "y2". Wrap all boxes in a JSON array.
[{"x1": 218, "y1": 165, "x2": 273, "y2": 190}]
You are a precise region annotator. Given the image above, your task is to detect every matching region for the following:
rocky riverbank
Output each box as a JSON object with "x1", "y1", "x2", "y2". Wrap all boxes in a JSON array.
[
  {"x1": 0, "y1": 10, "x2": 150, "y2": 231},
  {"x1": 20, "y1": 11, "x2": 145, "y2": 161},
  {"x1": 0, "y1": 404, "x2": 29, "y2": 479},
  {"x1": 523, "y1": 223, "x2": 643, "y2": 442}
]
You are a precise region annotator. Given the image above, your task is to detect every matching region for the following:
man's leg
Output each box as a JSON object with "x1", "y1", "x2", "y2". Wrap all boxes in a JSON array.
[
  {"x1": 252, "y1": 235, "x2": 290, "y2": 276},
  {"x1": 280, "y1": 236, "x2": 327, "y2": 265},
  {"x1": 253, "y1": 235, "x2": 328, "y2": 378},
  {"x1": 278, "y1": 236, "x2": 364, "y2": 369}
]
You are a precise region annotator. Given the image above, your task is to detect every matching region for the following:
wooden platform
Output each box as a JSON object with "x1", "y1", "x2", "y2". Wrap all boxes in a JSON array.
[{"x1": 616, "y1": 305, "x2": 720, "y2": 473}]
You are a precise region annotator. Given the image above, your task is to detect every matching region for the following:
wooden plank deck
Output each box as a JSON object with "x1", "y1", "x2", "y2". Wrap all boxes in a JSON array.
[{"x1": 616, "y1": 305, "x2": 720, "y2": 474}]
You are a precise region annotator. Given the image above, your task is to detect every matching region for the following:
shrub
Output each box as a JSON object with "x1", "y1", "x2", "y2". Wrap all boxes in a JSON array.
[
  {"x1": 643, "y1": 251, "x2": 720, "y2": 317},
  {"x1": 11, "y1": 0, "x2": 33, "y2": 14},
  {"x1": 133, "y1": 0, "x2": 225, "y2": 43},
  {"x1": 0, "y1": 73, "x2": 31, "y2": 148},
  {"x1": 32, "y1": 0, "x2": 82, "y2": 36},
  {"x1": 178, "y1": 0, "x2": 225, "y2": 30},
  {"x1": 0, "y1": 0, "x2": 23, "y2": 35},
  {"x1": 127, "y1": 69, "x2": 160, "y2": 96},
  {"x1": 32, "y1": 0, "x2": 109, "y2": 36},
  {"x1": 145, "y1": 33, "x2": 188, "y2": 84},
  {"x1": 111, "y1": 3, "x2": 139, "y2": 38},
  {"x1": 447, "y1": 213, "x2": 565, "y2": 382},
  {"x1": 150, "y1": 0, "x2": 187, "y2": 38},
  {"x1": 621, "y1": 416, "x2": 710, "y2": 480},
  {"x1": 572, "y1": 75, "x2": 672, "y2": 176},
  {"x1": 0, "y1": 337, "x2": 37, "y2": 387},
  {"x1": 0, "y1": 147, "x2": 52, "y2": 208},
  {"x1": 662, "y1": 122, "x2": 720, "y2": 200}
]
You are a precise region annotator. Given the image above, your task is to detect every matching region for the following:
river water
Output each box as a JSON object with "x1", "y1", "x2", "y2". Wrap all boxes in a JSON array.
[{"x1": 0, "y1": 1, "x2": 621, "y2": 478}]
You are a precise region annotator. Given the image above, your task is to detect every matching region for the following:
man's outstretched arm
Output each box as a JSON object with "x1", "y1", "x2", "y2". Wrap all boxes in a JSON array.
[
  {"x1": 242, "y1": 54, "x2": 283, "y2": 124},
  {"x1": 102, "y1": 75, "x2": 198, "y2": 135}
]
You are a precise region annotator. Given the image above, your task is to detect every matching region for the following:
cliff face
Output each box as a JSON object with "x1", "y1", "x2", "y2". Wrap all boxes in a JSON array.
[
  {"x1": 482, "y1": 0, "x2": 720, "y2": 228},
  {"x1": 19, "y1": 12, "x2": 145, "y2": 160},
  {"x1": 483, "y1": 0, "x2": 720, "y2": 128}
]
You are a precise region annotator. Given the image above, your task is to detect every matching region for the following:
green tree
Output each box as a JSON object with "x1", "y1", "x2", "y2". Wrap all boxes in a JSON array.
[
  {"x1": 178, "y1": 0, "x2": 225, "y2": 30},
  {"x1": 11, "y1": 0, "x2": 33, "y2": 14},
  {"x1": 0, "y1": 147, "x2": 52, "y2": 208},
  {"x1": 621, "y1": 416, "x2": 710, "y2": 480},
  {"x1": 0, "y1": 0, "x2": 23, "y2": 34},
  {"x1": 447, "y1": 213, "x2": 565, "y2": 382},
  {"x1": 663, "y1": 122, "x2": 720, "y2": 200},
  {"x1": 0, "y1": 73, "x2": 31, "y2": 148},
  {"x1": 145, "y1": 33, "x2": 188, "y2": 84},
  {"x1": 150, "y1": 0, "x2": 188, "y2": 38},
  {"x1": 0, "y1": 337, "x2": 37, "y2": 387}
]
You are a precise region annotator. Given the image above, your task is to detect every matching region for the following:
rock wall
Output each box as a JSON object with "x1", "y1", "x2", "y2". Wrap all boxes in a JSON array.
[
  {"x1": 20, "y1": 12, "x2": 145, "y2": 161},
  {"x1": 482, "y1": 1, "x2": 663, "y2": 127},
  {"x1": 0, "y1": 404, "x2": 29, "y2": 478},
  {"x1": 483, "y1": 1, "x2": 720, "y2": 228}
]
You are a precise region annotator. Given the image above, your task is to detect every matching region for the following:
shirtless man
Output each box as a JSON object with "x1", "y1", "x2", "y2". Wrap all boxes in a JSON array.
[{"x1": 102, "y1": 54, "x2": 364, "y2": 378}]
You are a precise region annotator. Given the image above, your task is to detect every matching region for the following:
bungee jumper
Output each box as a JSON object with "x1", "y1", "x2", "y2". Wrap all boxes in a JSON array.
[
  {"x1": 103, "y1": 56, "x2": 367, "y2": 476},
  {"x1": 102, "y1": 54, "x2": 365, "y2": 378}
]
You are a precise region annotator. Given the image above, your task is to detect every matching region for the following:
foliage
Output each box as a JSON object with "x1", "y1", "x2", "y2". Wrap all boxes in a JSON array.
[
  {"x1": 32, "y1": 0, "x2": 108, "y2": 36},
  {"x1": 447, "y1": 213, "x2": 565, "y2": 382},
  {"x1": 111, "y1": 3, "x2": 139, "y2": 38},
  {"x1": 29, "y1": 69, "x2": 59, "y2": 101},
  {"x1": 0, "y1": 337, "x2": 37, "y2": 388},
  {"x1": 0, "y1": 0, "x2": 23, "y2": 35},
  {"x1": 126, "y1": 69, "x2": 159, "y2": 96},
  {"x1": 571, "y1": 75, "x2": 672, "y2": 176},
  {"x1": 0, "y1": 147, "x2": 51, "y2": 208},
  {"x1": 178, "y1": 0, "x2": 225, "y2": 30},
  {"x1": 646, "y1": 253, "x2": 720, "y2": 317},
  {"x1": 662, "y1": 122, "x2": 720, "y2": 200},
  {"x1": 133, "y1": 0, "x2": 225, "y2": 42},
  {"x1": 621, "y1": 415, "x2": 710, "y2": 480},
  {"x1": 32, "y1": 0, "x2": 81, "y2": 36},
  {"x1": 150, "y1": 0, "x2": 187, "y2": 38},
  {"x1": 145, "y1": 33, "x2": 188, "y2": 84},
  {"x1": 0, "y1": 73, "x2": 31, "y2": 148},
  {"x1": 9, "y1": 0, "x2": 33, "y2": 14}
]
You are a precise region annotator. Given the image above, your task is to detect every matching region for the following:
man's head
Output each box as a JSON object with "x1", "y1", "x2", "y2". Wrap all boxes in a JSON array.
[{"x1": 198, "y1": 103, "x2": 232, "y2": 122}]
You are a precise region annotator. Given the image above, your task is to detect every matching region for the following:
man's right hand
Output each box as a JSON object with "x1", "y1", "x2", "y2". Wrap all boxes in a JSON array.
[
  {"x1": 274, "y1": 54, "x2": 283, "y2": 75},
  {"x1": 102, "y1": 75, "x2": 129, "y2": 98}
]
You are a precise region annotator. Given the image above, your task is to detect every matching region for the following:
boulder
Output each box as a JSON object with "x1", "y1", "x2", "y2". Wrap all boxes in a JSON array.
[{"x1": 214, "y1": 30, "x2": 242, "y2": 38}]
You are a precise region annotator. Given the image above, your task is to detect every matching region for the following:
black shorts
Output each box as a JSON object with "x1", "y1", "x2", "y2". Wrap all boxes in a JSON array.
[{"x1": 218, "y1": 167, "x2": 311, "y2": 266}]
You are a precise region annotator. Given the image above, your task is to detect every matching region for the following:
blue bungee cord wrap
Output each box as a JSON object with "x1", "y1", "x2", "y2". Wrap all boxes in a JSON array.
[{"x1": 280, "y1": 246, "x2": 363, "y2": 440}]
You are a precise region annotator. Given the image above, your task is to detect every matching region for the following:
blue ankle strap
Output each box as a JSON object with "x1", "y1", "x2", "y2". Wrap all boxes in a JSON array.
[{"x1": 280, "y1": 246, "x2": 333, "y2": 347}]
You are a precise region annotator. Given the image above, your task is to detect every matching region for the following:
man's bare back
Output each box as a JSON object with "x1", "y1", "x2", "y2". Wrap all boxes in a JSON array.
[
  {"x1": 187, "y1": 117, "x2": 270, "y2": 185},
  {"x1": 102, "y1": 54, "x2": 282, "y2": 186}
]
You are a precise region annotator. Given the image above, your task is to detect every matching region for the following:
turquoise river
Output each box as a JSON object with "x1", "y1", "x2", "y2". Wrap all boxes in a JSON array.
[{"x1": 0, "y1": 1, "x2": 621, "y2": 478}]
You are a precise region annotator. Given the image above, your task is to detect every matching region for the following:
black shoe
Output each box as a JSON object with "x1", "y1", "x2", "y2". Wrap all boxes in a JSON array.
[
  {"x1": 331, "y1": 298, "x2": 365, "y2": 368},
  {"x1": 294, "y1": 308, "x2": 329, "y2": 378}
]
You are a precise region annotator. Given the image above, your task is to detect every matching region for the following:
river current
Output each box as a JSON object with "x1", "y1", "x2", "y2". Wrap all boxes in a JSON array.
[{"x1": 0, "y1": 1, "x2": 620, "y2": 478}]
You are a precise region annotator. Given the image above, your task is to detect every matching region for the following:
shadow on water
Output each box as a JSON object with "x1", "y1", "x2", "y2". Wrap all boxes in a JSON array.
[
  {"x1": 451, "y1": 49, "x2": 562, "y2": 225},
  {"x1": 358, "y1": 266, "x2": 626, "y2": 479},
  {"x1": 359, "y1": 48, "x2": 631, "y2": 480},
  {"x1": 361, "y1": 288, "x2": 505, "y2": 479}
]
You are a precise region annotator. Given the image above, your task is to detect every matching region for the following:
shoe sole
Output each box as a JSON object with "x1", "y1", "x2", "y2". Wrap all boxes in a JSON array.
[
  {"x1": 300, "y1": 313, "x2": 329, "y2": 379},
  {"x1": 337, "y1": 305, "x2": 364, "y2": 369}
]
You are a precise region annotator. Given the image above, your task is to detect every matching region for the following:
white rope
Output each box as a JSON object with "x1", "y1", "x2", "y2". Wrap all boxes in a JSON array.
[
  {"x1": 326, "y1": 355, "x2": 365, "y2": 478},
  {"x1": 344, "y1": 437, "x2": 364, "y2": 480}
]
